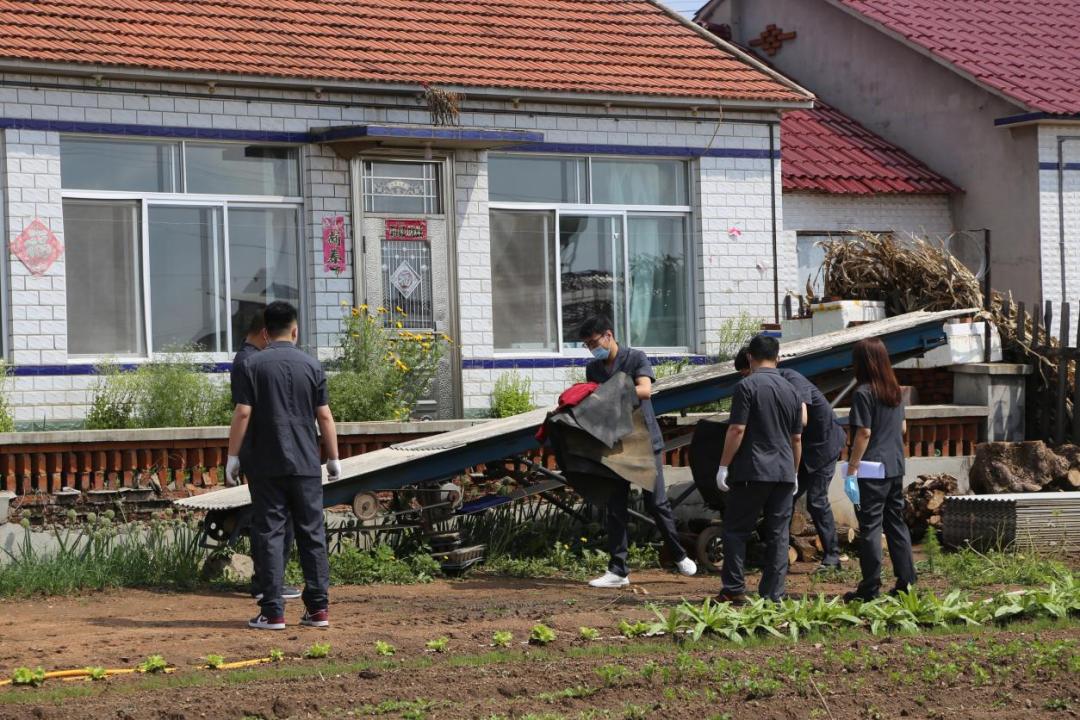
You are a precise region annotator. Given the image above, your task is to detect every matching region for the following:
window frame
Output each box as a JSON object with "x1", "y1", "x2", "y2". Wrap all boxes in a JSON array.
[
  {"x1": 60, "y1": 135, "x2": 306, "y2": 362},
  {"x1": 489, "y1": 152, "x2": 695, "y2": 356}
]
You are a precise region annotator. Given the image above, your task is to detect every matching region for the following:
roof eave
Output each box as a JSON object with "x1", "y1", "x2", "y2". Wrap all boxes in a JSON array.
[
  {"x1": 644, "y1": 0, "x2": 815, "y2": 104},
  {"x1": 819, "y1": 0, "x2": 1033, "y2": 114},
  {"x1": 0, "y1": 57, "x2": 811, "y2": 113},
  {"x1": 995, "y1": 111, "x2": 1080, "y2": 128}
]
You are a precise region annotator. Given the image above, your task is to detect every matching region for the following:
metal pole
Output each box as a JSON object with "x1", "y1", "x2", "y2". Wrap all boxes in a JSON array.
[{"x1": 983, "y1": 228, "x2": 992, "y2": 363}]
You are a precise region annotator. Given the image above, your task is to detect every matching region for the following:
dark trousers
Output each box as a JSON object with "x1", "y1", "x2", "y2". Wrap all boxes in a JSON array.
[
  {"x1": 249, "y1": 489, "x2": 295, "y2": 596},
  {"x1": 251, "y1": 474, "x2": 329, "y2": 618},
  {"x1": 855, "y1": 475, "x2": 917, "y2": 596},
  {"x1": 606, "y1": 456, "x2": 687, "y2": 577},
  {"x1": 721, "y1": 481, "x2": 794, "y2": 601},
  {"x1": 795, "y1": 463, "x2": 841, "y2": 566}
]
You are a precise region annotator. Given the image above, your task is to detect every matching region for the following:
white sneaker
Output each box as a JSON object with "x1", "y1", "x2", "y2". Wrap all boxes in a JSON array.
[
  {"x1": 676, "y1": 557, "x2": 698, "y2": 577},
  {"x1": 588, "y1": 571, "x2": 630, "y2": 588}
]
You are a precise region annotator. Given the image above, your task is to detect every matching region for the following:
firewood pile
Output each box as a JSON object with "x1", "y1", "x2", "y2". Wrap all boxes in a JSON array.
[
  {"x1": 903, "y1": 473, "x2": 960, "y2": 542},
  {"x1": 788, "y1": 509, "x2": 857, "y2": 563}
]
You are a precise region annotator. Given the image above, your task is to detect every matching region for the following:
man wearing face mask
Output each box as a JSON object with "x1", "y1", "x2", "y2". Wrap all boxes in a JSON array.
[{"x1": 577, "y1": 316, "x2": 697, "y2": 588}]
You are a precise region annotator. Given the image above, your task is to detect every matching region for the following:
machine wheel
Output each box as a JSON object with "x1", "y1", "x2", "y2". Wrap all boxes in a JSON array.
[
  {"x1": 351, "y1": 491, "x2": 381, "y2": 521},
  {"x1": 695, "y1": 525, "x2": 724, "y2": 574}
]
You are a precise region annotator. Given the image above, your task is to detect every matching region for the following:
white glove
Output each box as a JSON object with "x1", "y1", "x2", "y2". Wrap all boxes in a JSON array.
[
  {"x1": 225, "y1": 455, "x2": 241, "y2": 487},
  {"x1": 326, "y1": 458, "x2": 342, "y2": 481},
  {"x1": 793, "y1": 476, "x2": 799, "y2": 495},
  {"x1": 715, "y1": 465, "x2": 730, "y2": 493}
]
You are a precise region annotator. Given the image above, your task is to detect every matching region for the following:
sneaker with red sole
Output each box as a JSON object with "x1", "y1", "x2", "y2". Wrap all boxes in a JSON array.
[
  {"x1": 248, "y1": 613, "x2": 286, "y2": 630},
  {"x1": 300, "y1": 608, "x2": 329, "y2": 628}
]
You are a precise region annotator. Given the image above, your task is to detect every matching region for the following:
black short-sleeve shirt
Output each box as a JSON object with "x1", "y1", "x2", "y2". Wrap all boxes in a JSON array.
[
  {"x1": 849, "y1": 383, "x2": 906, "y2": 477},
  {"x1": 233, "y1": 341, "x2": 329, "y2": 479},
  {"x1": 728, "y1": 367, "x2": 803, "y2": 483},
  {"x1": 230, "y1": 342, "x2": 260, "y2": 405},
  {"x1": 585, "y1": 347, "x2": 663, "y2": 453},
  {"x1": 777, "y1": 368, "x2": 846, "y2": 474}
]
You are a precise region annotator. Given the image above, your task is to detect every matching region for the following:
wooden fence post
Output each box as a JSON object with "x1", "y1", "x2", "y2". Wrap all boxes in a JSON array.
[{"x1": 1056, "y1": 301, "x2": 1070, "y2": 444}]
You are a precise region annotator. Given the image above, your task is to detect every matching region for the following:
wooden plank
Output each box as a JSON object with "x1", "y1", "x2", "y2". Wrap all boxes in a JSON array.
[
  {"x1": 1057, "y1": 302, "x2": 1071, "y2": 444},
  {"x1": 1016, "y1": 301, "x2": 1026, "y2": 344}
]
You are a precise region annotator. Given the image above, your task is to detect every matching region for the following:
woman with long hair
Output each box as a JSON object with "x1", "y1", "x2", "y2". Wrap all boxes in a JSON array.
[{"x1": 843, "y1": 338, "x2": 917, "y2": 601}]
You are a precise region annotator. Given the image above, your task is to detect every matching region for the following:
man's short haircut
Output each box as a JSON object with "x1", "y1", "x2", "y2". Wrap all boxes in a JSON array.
[
  {"x1": 264, "y1": 301, "x2": 298, "y2": 337},
  {"x1": 747, "y1": 334, "x2": 780, "y2": 362},
  {"x1": 245, "y1": 308, "x2": 266, "y2": 336},
  {"x1": 734, "y1": 346, "x2": 751, "y2": 372},
  {"x1": 577, "y1": 315, "x2": 614, "y2": 340}
]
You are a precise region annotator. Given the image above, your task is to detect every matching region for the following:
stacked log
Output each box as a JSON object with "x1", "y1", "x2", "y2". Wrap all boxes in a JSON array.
[
  {"x1": 904, "y1": 473, "x2": 959, "y2": 542},
  {"x1": 789, "y1": 509, "x2": 858, "y2": 561},
  {"x1": 970, "y1": 441, "x2": 1080, "y2": 494}
]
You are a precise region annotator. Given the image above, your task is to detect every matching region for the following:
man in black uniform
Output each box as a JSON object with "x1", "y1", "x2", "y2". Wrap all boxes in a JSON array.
[
  {"x1": 736, "y1": 349, "x2": 846, "y2": 572},
  {"x1": 577, "y1": 316, "x2": 697, "y2": 588},
  {"x1": 227, "y1": 301, "x2": 341, "y2": 629},
  {"x1": 228, "y1": 312, "x2": 301, "y2": 602},
  {"x1": 715, "y1": 335, "x2": 802, "y2": 603}
]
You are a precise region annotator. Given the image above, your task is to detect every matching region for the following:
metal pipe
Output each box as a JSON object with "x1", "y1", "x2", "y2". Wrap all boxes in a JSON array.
[
  {"x1": 983, "y1": 228, "x2": 992, "y2": 363},
  {"x1": 770, "y1": 126, "x2": 780, "y2": 324},
  {"x1": 1059, "y1": 138, "x2": 1068, "y2": 306}
]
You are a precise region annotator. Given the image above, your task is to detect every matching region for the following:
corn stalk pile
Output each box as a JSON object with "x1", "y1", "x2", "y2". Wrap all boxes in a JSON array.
[{"x1": 819, "y1": 232, "x2": 1065, "y2": 420}]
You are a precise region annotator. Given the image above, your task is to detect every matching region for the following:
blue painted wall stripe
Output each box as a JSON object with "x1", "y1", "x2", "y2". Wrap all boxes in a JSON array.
[
  {"x1": 0, "y1": 117, "x2": 310, "y2": 143},
  {"x1": 461, "y1": 355, "x2": 711, "y2": 370},
  {"x1": 509, "y1": 142, "x2": 779, "y2": 159},
  {"x1": 12, "y1": 363, "x2": 232, "y2": 376},
  {"x1": 1039, "y1": 162, "x2": 1080, "y2": 171}
]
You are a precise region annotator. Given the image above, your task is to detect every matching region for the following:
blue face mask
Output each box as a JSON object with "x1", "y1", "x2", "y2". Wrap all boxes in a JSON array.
[{"x1": 591, "y1": 345, "x2": 610, "y2": 360}]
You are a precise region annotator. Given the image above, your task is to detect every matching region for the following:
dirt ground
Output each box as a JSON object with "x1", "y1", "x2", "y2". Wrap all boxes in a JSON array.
[{"x1": 0, "y1": 565, "x2": 1077, "y2": 720}]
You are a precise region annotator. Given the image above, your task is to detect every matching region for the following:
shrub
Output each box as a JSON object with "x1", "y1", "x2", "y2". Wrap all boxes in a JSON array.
[
  {"x1": 0, "y1": 361, "x2": 14, "y2": 432},
  {"x1": 328, "y1": 542, "x2": 439, "y2": 585},
  {"x1": 715, "y1": 312, "x2": 762, "y2": 361},
  {"x1": 328, "y1": 305, "x2": 451, "y2": 421},
  {"x1": 85, "y1": 348, "x2": 226, "y2": 430},
  {"x1": 490, "y1": 372, "x2": 535, "y2": 418}
]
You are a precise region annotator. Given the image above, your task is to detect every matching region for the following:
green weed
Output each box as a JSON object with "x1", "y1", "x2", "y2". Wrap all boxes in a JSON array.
[
  {"x1": 491, "y1": 372, "x2": 536, "y2": 418},
  {"x1": 595, "y1": 664, "x2": 629, "y2": 687}
]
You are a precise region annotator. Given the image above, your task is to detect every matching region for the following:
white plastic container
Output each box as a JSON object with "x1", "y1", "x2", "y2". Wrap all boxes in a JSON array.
[{"x1": 0, "y1": 491, "x2": 14, "y2": 524}]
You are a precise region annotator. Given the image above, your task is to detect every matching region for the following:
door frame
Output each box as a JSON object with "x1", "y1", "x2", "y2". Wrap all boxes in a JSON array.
[{"x1": 350, "y1": 153, "x2": 462, "y2": 418}]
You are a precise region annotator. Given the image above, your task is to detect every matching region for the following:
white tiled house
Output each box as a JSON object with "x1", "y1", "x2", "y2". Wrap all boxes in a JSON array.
[{"x1": 0, "y1": 0, "x2": 814, "y2": 423}]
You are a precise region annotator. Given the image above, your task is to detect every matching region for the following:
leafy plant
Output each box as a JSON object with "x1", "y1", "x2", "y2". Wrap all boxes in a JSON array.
[
  {"x1": 204, "y1": 654, "x2": 225, "y2": 669},
  {"x1": 374, "y1": 640, "x2": 396, "y2": 657},
  {"x1": 649, "y1": 604, "x2": 690, "y2": 638},
  {"x1": 86, "y1": 666, "x2": 107, "y2": 681},
  {"x1": 0, "y1": 360, "x2": 15, "y2": 433},
  {"x1": 11, "y1": 667, "x2": 45, "y2": 687},
  {"x1": 490, "y1": 372, "x2": 535, "y2": 418},
  {"x1": 529, "y1": 624, "x2": 557, "y2": 646},
  {"x1": 617, "y1": 619, "x2": 651, "y2": 638},
  {"x1": 328, "y1": 305, "x2": 450, "y2": 421},
  {"x1": 137, "y1": 655, "x2": 168, "y2": 674},
  {"x1": 328, "y1": 542, "x2": 439, "y2": 585},
  {"x1": 304, "y1": 642, "x2": 331, "y2": 659},
  {"x1": 578, "y1": 626, "x2": 600, "y2": 641},
  {"x1": 268, "y1": 648, "x2": 285, "y2": 662},
  {"x1": 425, "y1": 637, "x2": 449, "y2": 653},
  {"x1": 715, "y1": 312, "x2": 763, "y2": 361},
  {"x1": 595, "y1": 664, "x2": 629, "y2": 687},
  {"x1": 491, "y1": 631, "x2": 513, "y2": 648}
]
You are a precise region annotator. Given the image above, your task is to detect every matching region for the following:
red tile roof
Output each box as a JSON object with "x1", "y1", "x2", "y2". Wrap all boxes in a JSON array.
[
  {"x1": 0, "y1": 0, "x2": 808, "y2": 103},
  {"x1": 832, "y1": 0, "x2": 1080, "y2": 115},
  {"x1": 782, "y1": 102, "x2": 958, "y2": 195}
]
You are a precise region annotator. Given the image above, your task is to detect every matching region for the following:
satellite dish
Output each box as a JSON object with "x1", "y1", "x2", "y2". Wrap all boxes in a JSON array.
[{"x1": 943, "y1": 230, "x2": 987, "y2": 279}]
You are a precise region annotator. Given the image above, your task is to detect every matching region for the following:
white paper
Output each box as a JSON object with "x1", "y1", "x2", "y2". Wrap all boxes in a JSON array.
[{"x1": 840, "y1": 461, "x2": 886, "y2": 479}]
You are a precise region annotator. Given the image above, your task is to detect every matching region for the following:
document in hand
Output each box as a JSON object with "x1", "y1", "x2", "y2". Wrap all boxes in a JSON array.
[{"x1": 839, "y1": 461, "x2": 886, "y2": 479}]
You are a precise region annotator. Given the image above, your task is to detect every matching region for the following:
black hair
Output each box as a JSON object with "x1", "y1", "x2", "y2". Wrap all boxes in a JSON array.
[
  {"x1": 734, "y1": 346, "x2": 751, "y2": 372},
  {"x1": 747, "y1": 334, "x2": 780, "y2": 362},
  {"x1": 577, "y1": 315, "x2": 614, "y2": 340},
  {"x1": 264, "y1": 301, "x2": 298, "y2": 337},
  {"x1": 245, "y1": 308, "x2": 266, "y2": 336}
]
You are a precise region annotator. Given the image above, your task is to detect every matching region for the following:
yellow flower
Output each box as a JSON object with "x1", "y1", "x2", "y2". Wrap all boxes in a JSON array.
[
  {"x1": 359, "y1": 304, "x2": 368, "y2": 312},
  {"x1": 339, "y1": 300, "x2": 348, "y2": 306},
  {"x1": 395, "y1": 321, "x2": 403, "y2": 329},
  {"x1": 395, "y1": 306, "x2": 404, "y2": 314},
  {"x1": 377, "y1": 306, "x2": 388, "y2": 314},
  {"x1": 351, "y1": 308, "x2": 359, "y2": 317}
]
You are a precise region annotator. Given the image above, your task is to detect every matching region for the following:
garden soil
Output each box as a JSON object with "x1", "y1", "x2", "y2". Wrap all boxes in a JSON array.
[{"x1": 0, "y1": 565, "x2": 1077, "y2": 719}]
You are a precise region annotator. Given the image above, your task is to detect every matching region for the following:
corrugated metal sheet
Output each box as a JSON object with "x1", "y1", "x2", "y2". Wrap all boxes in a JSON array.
[{"x1": 942, "y1": 492, "x2": 1080, "y2": 551}]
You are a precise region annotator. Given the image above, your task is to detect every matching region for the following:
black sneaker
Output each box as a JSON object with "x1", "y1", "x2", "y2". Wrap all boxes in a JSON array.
[
  {"x1": 812, "y1": 563, "x2": 842, "y2": 575},
  {"x1": 248, "y1": 613, "x2": 286, "y2": 630},
  {"x1": 842, "y1": 590, "x2": 879, "y2": 603},
  {"x1": 300, "y1": 608, "x2": 329, "y2": 628}
]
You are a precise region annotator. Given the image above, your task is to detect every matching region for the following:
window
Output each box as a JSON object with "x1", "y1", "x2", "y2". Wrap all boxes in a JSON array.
[
  {"x1": 488, "y1": 156, "x2": 586, "y2": 204},
  {"x1": 362, "y1": 161, "x2": 440, "y2": 214},
  {"x1": 64, "y1": 199, "x2": 144, "y2": 356},
  {"x1": 61, "y1": 137, "x2": 303, "y2": 356},
  {"x1": 489, "y1": 154, "x2": 692, "y2": 351},
  {"x1": 491, "y1": 211, "x2": 558, "y2": 351},
  {"x1": 60, "y1": 137, "x2": 181, "y2": 193},
  {"x1": 797, "y1": 232, "x2": 862, "y2": 299}
]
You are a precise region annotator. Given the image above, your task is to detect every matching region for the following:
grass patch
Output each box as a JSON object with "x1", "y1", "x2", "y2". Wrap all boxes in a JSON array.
[{"x1": 919, "y1": 533, "x2": 1072, "y2": 589}]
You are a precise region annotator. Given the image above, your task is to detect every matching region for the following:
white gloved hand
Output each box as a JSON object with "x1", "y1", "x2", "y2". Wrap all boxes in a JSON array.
[
  {"x1": 793, "y1": 478, "x2": 799, "y2": 495},
  {"x1": 225, "y1": 455, "x2": 241, "y2": 487},
  {"x1": 326, "y1": 458, "x2": 342, "y2": 481},
  {"x1": 715, "y1": 465, "x2": 730, "y2": 493}
]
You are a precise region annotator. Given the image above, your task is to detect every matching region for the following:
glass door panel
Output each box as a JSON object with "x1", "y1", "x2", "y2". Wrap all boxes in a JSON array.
[{"x1": 559, "y1": 214, "x2": 625, "y2": 345}]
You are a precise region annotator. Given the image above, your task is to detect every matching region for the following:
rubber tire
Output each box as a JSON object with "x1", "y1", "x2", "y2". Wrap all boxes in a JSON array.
[{"x1": 695, "y1": 525, "x2": 724, "y2": 574}]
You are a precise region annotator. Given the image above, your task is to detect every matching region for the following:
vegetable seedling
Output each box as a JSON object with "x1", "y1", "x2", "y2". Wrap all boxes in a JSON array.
[
  {"x1": 491, "y1": 631, "x2": 513, "y2": 648},
  {"x1": 269, "y1": 649, "x2": 285, "y2": 663},
  {"x1": 137, "y1": 655, "x2": 168, "y2": 674},
  {"x1": 86, "y1": 667, "x2": 108, "y2": 681},
  {"x1": 204, "y1": 654, "x2": 225, "y2": 669},
  {"x1": 529, "y1": 624, "x2": 557, "y2": 646},
  {"x1": 304, "y1": 643, "x2": 331, "y2": 659},
  {"x1": 425, "y1": 637, "x2": 449, "y2": 653},
  {"x1": 578, "y1": 626, "x2": 600, "y2": 641},
  {"x1": 374, "y1": 640, "x2": 395, "y2": 657},
  {"x1": 12, "y1": 667, "x2": 45, "y2": 687},
  {"x1": 618, "y1": 619, "x2": 650, "y2": 638}
]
